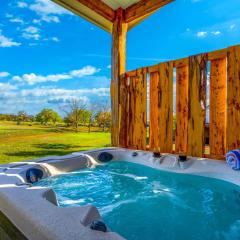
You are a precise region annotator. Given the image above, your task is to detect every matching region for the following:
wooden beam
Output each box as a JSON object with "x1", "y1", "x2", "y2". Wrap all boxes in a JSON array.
[
  {"x1": 74, "y1": 0, "x2": 115, "y2": 22},
  {"x1": 111, "y1": 8, "x2": 127, "y2": 146},
  {"x1": 53, "y1": 0, "x2": 113, "y2": 32},
  {"x1": 125, "y1": 0, "x2": 174, "y2": 23}
]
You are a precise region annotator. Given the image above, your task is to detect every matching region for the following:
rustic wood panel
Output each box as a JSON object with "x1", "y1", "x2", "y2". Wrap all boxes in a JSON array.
[
  {"x1": 128, "y1": 69, "x2": 147, "y2": 149},
  {"x1": 119, "y1": 74, "x2": 129, "y2": 147},
  {"x1": 187, "y1": 54, "x2": 208, "y2": 157},
  {"x1": 149, "y1": 71, "x2": 159, "y2": 151},
  {"x1": 111, "y1": 8, "x2": 127, "y2": 146},
  {"x1": 158, "y1": 62, "x2": 173, "y2": 153},
  {"x1": 227, "y1": 46, "x2": 240, "y2": 151},
  {"x1": 175, "y1": 64, "x2": 189, "y2": 154},
  {"x1": 210, "y1": 58, "x2": 227, "y2": 157}
]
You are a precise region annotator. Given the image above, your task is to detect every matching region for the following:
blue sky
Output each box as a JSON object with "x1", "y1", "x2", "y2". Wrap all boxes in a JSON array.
[{"x1": 0, "y1": 0, "x2": 240, "y2": 115}]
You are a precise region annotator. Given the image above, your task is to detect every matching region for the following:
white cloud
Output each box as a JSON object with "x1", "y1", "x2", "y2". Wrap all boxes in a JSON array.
[
  {"x1": 9, "y1": 18, "x2": 24, "y2": 24},
  {"x1": 70, "y1": 66, "x2": 101, "y2": 78},
  {"x1": 51, "y1": 37, "x2": 59, "y2": 42},
  {"x1": 211, "y1": 31, "x2": 221, "y2": 36},
  {"x1": 22, "y1": 33, "x2": 40, "y2": 40},
  {"x1": 33, "y1": 15, "x2": 60, "y2": 24},
  {"x1": 5, "y1": 14, "x2": 13, "y2": 18},
  {"x1": 0, "y1": 30, "x2": 21, "y2": 47},
  {"x1": 0, "y1": 72, "x2": 10, "y2": 78},
  {"x1": 12, "y1": 66, "x2": 101, "y2": 85},
  {"x1": 30, "y1": 0, "x2": 70, "y2": 16},
  {"x1": 17, "y1": 1, "x2": 28, "y2": 8},
  {"x1": 0, "y1": 83, "x2": 17, "y2": 91},
  {"x1": 24, "y1": 26, "x2": 39, "y2": 34},
  {"x1": 22, "y1": 26, "x2": 40, "y2": 40},
  {"x1": 21, "y1": 87, "x2": 109, "y2": 98},
  {"x1": 13, "y1": 73, "x2": 72, "y2": 85},
  {"x1": 29, "y1": 43, "x2": 38, "y2": 46},
  {"x1": 196, "y1": 31, "x2": 207, "y2": 38},
  {"x1": 41, "y1": 15, "x2": 60, "y2": 23},
  {"x1": 29, "y1": 0, "x2": 71, "y2": 23}
]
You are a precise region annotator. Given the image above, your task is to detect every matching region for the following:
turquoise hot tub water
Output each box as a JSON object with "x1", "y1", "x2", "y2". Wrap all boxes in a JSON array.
[{"x1": 35, "y1": 161, "x2": 240, "y2": 240}]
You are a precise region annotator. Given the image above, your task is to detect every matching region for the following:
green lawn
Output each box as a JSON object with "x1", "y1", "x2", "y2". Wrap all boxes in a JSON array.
[{"x1": 0, "y1": 121, "x2": 111, "y2": 164}]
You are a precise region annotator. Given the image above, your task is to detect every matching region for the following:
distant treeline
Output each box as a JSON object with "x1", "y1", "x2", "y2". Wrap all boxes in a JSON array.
[{"x1": 0, "y1": 99, "x2": 111, "y2": 133}]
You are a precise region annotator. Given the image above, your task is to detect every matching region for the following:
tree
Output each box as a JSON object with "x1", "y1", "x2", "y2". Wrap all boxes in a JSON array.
[
  {"x1": 61, "y1": 99, "x2": 86, "y2": 132},
  {"x1": 36, "y1": 108, "x2": 62, "y2": 125},
  {"x1": 96, "y1": 111, "x2": 111, "y2": 132},
  {"x1": 17, "y1": 111, "x2": 28, "y2": 125},
  {"x1": 95, "y1": 100, "x2": 111, "y2": 132},
  {"x1": 87, "y1": 102, "x2": 99, "y2": 133}
]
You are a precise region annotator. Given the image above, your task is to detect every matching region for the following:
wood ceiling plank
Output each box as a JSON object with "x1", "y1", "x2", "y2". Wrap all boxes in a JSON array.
[{"x1": 125, "y1": 0, "x2": 174, "y2": 23}]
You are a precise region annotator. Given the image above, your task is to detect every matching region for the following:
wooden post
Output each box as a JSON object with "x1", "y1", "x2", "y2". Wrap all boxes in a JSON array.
[{"x1": 111, "y1": 8, "x2": 127, "y2": 146}]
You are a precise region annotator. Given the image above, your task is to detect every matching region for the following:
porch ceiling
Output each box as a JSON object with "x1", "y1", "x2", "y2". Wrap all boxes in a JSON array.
[
  {"x1": 102, "y1": 0, "x2": 140, "y2": 10},
  {"x1": 53, "y1": 0, "x2": 174, "y2": 32}
]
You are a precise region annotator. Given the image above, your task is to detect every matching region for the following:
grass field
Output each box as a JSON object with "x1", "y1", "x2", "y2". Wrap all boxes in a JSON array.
[{"x1": 0, "y1": 121, "x2": 111, "y2": 164}]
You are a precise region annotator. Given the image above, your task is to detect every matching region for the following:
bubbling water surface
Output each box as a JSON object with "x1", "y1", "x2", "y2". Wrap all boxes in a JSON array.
[{"x1": 35, "y1": 161, "x2": 240, "y2": 240}]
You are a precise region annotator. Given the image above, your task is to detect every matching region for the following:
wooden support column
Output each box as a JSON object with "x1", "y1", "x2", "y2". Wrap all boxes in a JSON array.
[{"x1": 111, "y1": 8, "x2": 127, "y2": 146}]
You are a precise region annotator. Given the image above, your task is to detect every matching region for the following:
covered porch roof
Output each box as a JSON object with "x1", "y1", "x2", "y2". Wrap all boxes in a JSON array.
[{"x1": 53, "y1": 0, "x2": 174, "y2": 32}]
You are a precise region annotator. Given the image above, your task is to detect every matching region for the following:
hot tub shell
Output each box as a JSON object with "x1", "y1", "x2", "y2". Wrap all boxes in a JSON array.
[{"x1": 0, "y1": 148, "x2": 239, "y2": 240}]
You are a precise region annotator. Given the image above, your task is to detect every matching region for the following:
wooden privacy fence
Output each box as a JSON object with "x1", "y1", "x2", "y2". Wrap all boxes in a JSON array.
[{"x1": 119, "y1": 45, "x2": 240, "y2": 159}]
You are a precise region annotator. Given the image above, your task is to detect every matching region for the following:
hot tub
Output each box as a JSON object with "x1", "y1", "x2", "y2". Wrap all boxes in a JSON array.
[{"x1": 0, "y1": 148, "x2": 240, "y2": 240}]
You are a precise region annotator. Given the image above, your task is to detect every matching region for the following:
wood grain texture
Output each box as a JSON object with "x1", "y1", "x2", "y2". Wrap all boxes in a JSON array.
[
  {"x1": 125, "y1": 0, "x2": 174, "y2": 23},
  {"x1": 111, "y1": 8, "x2": 127, "y2": 146},
  {"x1": 149, "y1": 71, "x2": 159, "y2": 151},
  {"x1": 187, "y1": 54, "x2": 207, "y2": 157},
  {"x1": 119, "y1": 74, "x2": 129, "y2": 147},
  {"x1": 158, "y1": 62, "x2": 173, "y2": 153},
  {"x1": 53, "y1": 0, "x2": 114, "y2": 32},
  {"x1": 210, "y1": 58, "x2": 227, "y2": 157},
  {"x1": 175, "y1": 64, "x2": 189, "y2": 154},
  {"x1": 128, "y1": 69, "x2": 147, "y2": 149},
  {"x1": 227, "y1": 46, "x2": 240, "y2": 151},
  {"x1": 74, "y1": 0, "x2": 115, "y2": 22}
]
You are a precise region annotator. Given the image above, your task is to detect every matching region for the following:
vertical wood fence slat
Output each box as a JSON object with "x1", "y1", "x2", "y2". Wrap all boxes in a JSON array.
[
  {"x1": 158, "y1": 62, "x2": 173, "y2": 153},
  {"x1": 227, "y1": 46, "x2": 240, "y2": 151},
  {"x1": 149, "y1": 71, "x2": 159, "y2": 151},
  {"x1": 187, "y1": 54, "x2": 207, "y2": 157},
  {"x1": 128, "y1": 69, "x2": 147, "y2": 149},
  {"x1": 175, "y1": 64, "x2": 189, "y2": 154},
  {"x1": 119, "y1": 74, "x2": 129, "y2": 147},
  {"x1": 210, "y1": 58, "x2": 227, "y2": 158}
]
